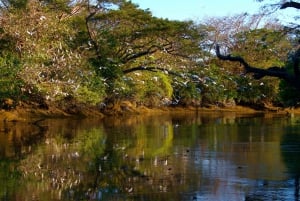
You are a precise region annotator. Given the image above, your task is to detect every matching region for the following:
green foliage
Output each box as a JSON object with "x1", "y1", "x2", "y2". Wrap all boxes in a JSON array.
[
  {"x1": 91, "y1": 58, "x2": 123, "y2": 80},
  {"x1": 225, "y1": 27, "x2": 289, "y2": 106},
  {"x1": 195, "y1": 64, "x2": 238, "y2": 105},
  {"x1": 2, "y1": 0, "x2": 28, "y2": 9},
  {"x1": 278, "y1": 61, "x2": 300, "y2": 106},
  {"x1": 233, "y1": 28, "x2": 291, "y2": 67},
  {"x1": 132, "y1": 72, "x2": 173, "y2": 107},
  {"x1": 72, "y1": 69, "x2": 106, "y2": 105},
  {"x1": 108, "y1": 76, "x2": 135, "y2": 99},
  {"x1": 234, "y1": 75, "x2": 278, "y2": 105},
  {"x1": 0, "y1": 53, "x2": 25, "y2": 102},
  {"x1": 278, "y1": 80, "x2": 300, "y2": 106},
  {"x1": 42, "y1": 0, "x2": 72, "y2": 12},
  {"x1": 157, "y1": 73, "x2": 173, "y2": 98},
  {"x1": 87, "y1": 1, "x2": 201, "y2": 78},
  {"x1": 106, "y1": 72, "x2": 173, "y2": 107},
  {"x1": 74, "y1": 86, "x2": 103, "y2": 106},
  {"x1": 172, "y1": 77, "x2": 201, "y2": 106},
  {"x1": 0, "y1": 0, "x2": 295, "y2": 110}
]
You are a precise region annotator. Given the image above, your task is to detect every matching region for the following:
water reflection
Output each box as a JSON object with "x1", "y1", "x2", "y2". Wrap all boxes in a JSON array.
[
  {"x1": 281, "y1": 124, "x2": 300, "y2": 201},
  {"x1": 1, "y1": 113, "x2": 300, "y2": 200}
]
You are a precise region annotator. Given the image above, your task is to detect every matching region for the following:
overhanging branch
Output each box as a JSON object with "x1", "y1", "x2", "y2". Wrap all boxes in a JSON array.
[
  {"x1": 215, "y1": 45, "x2": 300, "y2": 90},
  {"x1": 280, "y1": 1, "x2": 300, "y2": 9},
  {"x1": 216, "y1": 45, "x2": 289, "y2": 79}
]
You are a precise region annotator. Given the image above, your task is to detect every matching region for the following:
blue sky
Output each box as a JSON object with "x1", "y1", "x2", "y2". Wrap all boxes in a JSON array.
[
  {"x1": 130, "y1": 0, "x2": 298, "y2": 23},
  {"x1": 130, "y1": 0, "x2": 262, "y2": 21}
]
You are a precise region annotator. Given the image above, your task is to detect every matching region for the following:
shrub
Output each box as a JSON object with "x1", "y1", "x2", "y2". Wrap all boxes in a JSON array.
[
  {"x1": 172, "y1": 77, "x2": 201, "y2": 106},
  {"x1": 235, "y1": 75, "x2": 279, "y2": 105},
  {"x1": 105, "y1": 72, "x2": 173, "y2": 107},
  {"x1": 74, "y1": 86, "x2": 103, "y2": 106},
  {"x1": 133, "y1": 72, "x2": 173, "y2": 107}
]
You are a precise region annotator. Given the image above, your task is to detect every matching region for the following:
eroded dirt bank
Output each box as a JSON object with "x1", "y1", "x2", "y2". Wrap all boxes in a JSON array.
[{"x1": 0, "y1": 101, "x2": 298, "y2": 122}]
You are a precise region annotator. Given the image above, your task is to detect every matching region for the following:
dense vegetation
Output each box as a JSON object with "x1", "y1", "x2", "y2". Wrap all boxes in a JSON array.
[{"x1": 0, "y1": 0, "x2": 298, "y2": 112}]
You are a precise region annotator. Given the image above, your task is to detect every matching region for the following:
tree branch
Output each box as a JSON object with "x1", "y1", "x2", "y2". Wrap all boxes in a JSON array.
[
  {"x1": 215, "y1": 45, "x2": 300, "y2": 90},
  {"x1": 280, "y1": 1, "x2": 300, "y2": 9},
  {"x1": 121, "y1": 45, "x2": 158, "y2": 63},
  {"x1": 214, "y1": 1, "x2": 300, "y2": 90},
  {"x1": 216, "y1": 45, "x2": 289, "y2": 79},
  {"x1": 85, "y1": 9, "x2": 104, "y2": 63},
  {"x1": 122, "y1": 66, "x2": 182, "y2": 77}
]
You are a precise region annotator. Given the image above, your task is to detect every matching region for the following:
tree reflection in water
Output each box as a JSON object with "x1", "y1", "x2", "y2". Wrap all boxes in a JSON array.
[
  {"x1": 281, "y1": 125, "x2": 300, "y2": 201},
  {"x1": 1, "y1": 114, "x2": 300, "y2": 200}
]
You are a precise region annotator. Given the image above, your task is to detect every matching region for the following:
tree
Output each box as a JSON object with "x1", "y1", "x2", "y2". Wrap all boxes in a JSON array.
[
  {"x1": 84, "y1": 1, "x2": 202, "y2": 78},
  {"x1": 0, "y1": 0, "x2": 206, "y2": 109},
  {"x1": 0, "y1": 0, "x2": 107, "y2": 107},
  {"x1": 196, "y1": 13, "x2": 291, "y2": 106},
  {"x1": 84, "y1": 0, "x2": 203, "y2": 105},
  {"x1": 216, "y1": 1, "x2": 300, "y2": 91}
]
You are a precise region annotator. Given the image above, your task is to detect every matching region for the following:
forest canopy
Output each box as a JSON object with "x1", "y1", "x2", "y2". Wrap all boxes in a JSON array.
[{"x1": 0, "y1": 0, "x2": 298, "y2": 112}]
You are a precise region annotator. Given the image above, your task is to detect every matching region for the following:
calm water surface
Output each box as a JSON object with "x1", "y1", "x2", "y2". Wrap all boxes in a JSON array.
[{"x1": 1, "y1": 112, "x2": 300, "y2": 201}]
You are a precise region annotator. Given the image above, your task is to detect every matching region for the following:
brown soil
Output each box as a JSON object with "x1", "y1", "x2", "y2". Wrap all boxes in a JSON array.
[
  {"x1": 1, "y1": 101, "x2": 299, "y2": 122},
  {"x1": 0, "y1": 103, "x2": 103, "y2": 122}
]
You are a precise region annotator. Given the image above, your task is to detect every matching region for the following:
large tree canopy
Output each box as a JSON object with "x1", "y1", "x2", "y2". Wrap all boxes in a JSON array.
[
  {"x1": 85, "y1": 1, "x2": 202, "y2": 79},
  {"x1": 0, "y1": 0, "x2": 298, "y2": 110}
]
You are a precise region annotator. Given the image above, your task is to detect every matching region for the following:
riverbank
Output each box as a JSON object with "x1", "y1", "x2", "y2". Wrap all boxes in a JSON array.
[{"x1": 0, "y1": 100, "x2": 298, "y2": 122}]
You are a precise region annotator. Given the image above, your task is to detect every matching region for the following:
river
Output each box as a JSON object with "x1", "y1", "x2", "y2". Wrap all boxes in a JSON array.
[{"x1": 1, "y1": 112, "x2": 300, "y2": 201}]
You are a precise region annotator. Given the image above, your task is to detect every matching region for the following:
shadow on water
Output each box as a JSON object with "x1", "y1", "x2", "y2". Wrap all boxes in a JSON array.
[
  {"x1": 2, "y1": 113, "x2": 300, "y2": 200},
  {"x1": 280, "y1": 125, "x2": 300, "y2": 201}
]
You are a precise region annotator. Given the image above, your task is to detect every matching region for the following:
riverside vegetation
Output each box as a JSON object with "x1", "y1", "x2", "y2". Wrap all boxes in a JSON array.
[{"x1": 0, "y1": 0, "x2": 300, "y2": 120}]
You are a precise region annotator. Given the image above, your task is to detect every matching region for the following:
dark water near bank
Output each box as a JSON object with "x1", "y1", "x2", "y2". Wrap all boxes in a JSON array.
[{"x1": 1, "y1": 112, "x2": 300, "y2": 201}]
